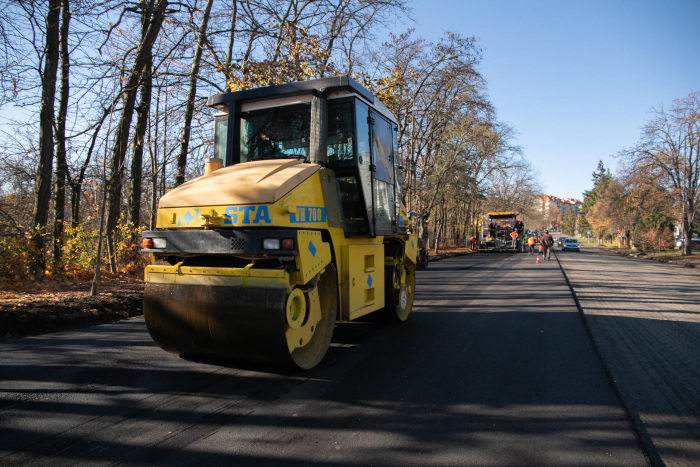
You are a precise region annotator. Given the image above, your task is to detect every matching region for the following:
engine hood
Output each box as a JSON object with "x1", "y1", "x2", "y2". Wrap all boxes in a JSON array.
[{"x1": 159, "y1": 159, "x2": 320, "y2": 208}]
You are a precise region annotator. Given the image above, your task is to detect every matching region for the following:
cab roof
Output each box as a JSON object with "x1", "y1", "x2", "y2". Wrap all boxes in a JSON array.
[
  {"x1": 206, "y1": 75, "x2": 397, "y2": 124},
  {"x1": 488, "y1": 212, "x2": 516, "y2": 218}
]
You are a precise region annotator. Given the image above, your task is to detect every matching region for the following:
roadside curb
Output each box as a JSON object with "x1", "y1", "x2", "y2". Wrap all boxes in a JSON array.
[{"x1": 553, "y1": 251, "x2": 664, "y2": 467}]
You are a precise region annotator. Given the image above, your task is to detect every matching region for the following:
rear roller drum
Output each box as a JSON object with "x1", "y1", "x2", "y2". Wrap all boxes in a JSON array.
[{"x1": 376, "y1": 246, "x2": 415, "y2": 322}]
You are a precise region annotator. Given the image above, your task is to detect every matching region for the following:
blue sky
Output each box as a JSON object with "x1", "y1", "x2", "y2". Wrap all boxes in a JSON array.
[{"x1": 403, "y1": 0, "x2": 700, "y2": 200}]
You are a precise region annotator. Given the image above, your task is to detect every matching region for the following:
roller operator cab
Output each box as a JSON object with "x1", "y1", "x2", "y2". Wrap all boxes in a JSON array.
[{"x1": 141, "y1": 76, "x2": 418, "y2": 369}]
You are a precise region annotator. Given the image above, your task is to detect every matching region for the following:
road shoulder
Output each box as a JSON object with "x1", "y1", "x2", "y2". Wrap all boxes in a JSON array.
[{"x1": 555, "y1": 248, "x2": 700, "y2": 467}]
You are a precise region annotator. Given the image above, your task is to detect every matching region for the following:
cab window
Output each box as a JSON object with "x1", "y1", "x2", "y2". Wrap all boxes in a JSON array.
[
  {"x1": 239, "y1": 104, "x2": 311, "y2": 162},
  {"x1": 326, "y1": 101, "x2": 354, "y2": 162},
  {"x1": 213, "y1": 114, "x2": 228, "y2": 163}
]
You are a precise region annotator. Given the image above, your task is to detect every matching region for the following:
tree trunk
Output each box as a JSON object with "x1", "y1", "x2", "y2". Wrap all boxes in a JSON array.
[
  {"x1": 434, "y1": 200, "x2": 444, "y2": 254},
  {"x1": 174, "y1": 0, "x2": 214, "y2": 187},
  {"x1": 127, "y1": 59, "x2": 152, "y2": 231},
  {"x1": 149, "y1": 85, "x2": 161, "y2": 230},
  {"x1": 225, "y1": 0, "x2": 238, "y2": 68},
  {"x1": 105, "y1": 0, "x2": 167, "y2": 256},
  {"x1": 52, "y1": 0, "x2": 70, "y2": 267},
  {"x1": 31, "y1": 0, "x2": 61, "y2": 278},
  {"x1": 127, "y1": 2, "x2": 155, "y2": 234},
  {"x1": 683, "y1": 209, "x2": 692, "y2": 256},
  {"x1": 91, "y1": 172, "x2": 109, "y2": 296},
  {"x1": 70, "y1": 109, "x2": 110, "y2": 228}
]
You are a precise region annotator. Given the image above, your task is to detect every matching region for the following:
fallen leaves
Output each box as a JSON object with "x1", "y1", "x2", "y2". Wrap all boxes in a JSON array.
[{"x1": 0, "y1": 272, "x2": 143, "y2": 311}]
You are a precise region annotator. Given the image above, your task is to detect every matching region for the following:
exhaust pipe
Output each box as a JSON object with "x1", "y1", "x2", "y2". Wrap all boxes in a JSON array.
[{"x1": 204, "y1": 157, "x2": 223, "y2": 175}]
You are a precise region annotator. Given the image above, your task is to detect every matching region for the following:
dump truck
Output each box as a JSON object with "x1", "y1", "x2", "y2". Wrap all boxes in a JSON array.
[
  {"x1": 479, "y1": 212, "x2": 524, "y2": 252},
  {"x1": 140, "y1": 75, "x2": 418, "y2": 369}
]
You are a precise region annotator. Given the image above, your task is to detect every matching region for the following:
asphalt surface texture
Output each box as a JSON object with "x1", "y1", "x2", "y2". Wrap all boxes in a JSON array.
[
  {"x1": 556, "y1": 247, "x2": 700, "y2": 467},
  {"x1": 0, "y1": 253, "x2": 649, "y2": 466}
]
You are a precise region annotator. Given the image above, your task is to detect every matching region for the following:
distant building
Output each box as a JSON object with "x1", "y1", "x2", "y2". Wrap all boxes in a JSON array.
[
  {"x1": 560, "y1": 198, "x2": 583, "y2": 215},
  {"x1": 537, "y1": 195, "x2": 583, "y2": 217}
]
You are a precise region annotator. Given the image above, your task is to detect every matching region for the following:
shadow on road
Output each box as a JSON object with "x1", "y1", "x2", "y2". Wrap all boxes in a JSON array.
[{"x1": 0, "y1": 253, "x2": 657, "y2": 466}]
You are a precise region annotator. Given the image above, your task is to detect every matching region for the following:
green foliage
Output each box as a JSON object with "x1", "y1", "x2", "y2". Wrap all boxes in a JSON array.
[
  {"x1": 562, "y1": 207, "x2": 576, "y2": 236},
  {"x1": 633, "y1": 214, "x2": 676, "y2": 253},
  {"x1": 0, "y1": 234, "x2": 32, "y2": 278},
  {"x1": 224, "y1": 24, "x2": 334, "y2": 91},
  {"x1": 61, "y1": 222, "x2": 99, "y2": 273},
  {"x1": 109, "y1": 218, "x2": 148, "y2": 274},
  {"x1": 578, "y1": 160, "x2": 611, "y2": 234},
  {"x1": 0, "y1": 218, "x2": 147, "y2": 278}
]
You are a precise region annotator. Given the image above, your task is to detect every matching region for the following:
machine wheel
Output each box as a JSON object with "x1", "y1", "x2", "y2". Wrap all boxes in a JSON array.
[
  {"x1": 287, "y1": 265, "x2": 337, "y2": 369},
  {"x1": 144, "y1": 265, "x2": 338, "y2": 370},
  {"x1": 416, "y1": 248, "x2": 429, "y2": 268},
  {"x1": 377, "y1": 245, "x2": 416, "y2": 322}
]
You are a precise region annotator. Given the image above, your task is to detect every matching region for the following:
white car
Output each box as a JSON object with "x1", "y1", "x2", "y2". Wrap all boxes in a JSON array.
[{"x1": 561, "y1": 238, "x2": 580, "y2": 251}]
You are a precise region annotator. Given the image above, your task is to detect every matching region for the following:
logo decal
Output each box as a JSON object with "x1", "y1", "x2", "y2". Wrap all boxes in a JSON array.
[
  {"x1": 411, "y1": 240, "x2": 415, "y2": 250},
  {"x1": 308, "y1": 241, "x2": 317, "y2": 257},
  {"x1": 223, "y1": 205, "x2": 271, "y2": 225},
  {"x1": 290, "y1": 207, "x2": 327, "y2": 224},
  {"x1": 178, "y1": 209, "x2": 199, "y2": 227},
  {"x1": 367, "y1": 274, "x2": 373, "y2": 288}
]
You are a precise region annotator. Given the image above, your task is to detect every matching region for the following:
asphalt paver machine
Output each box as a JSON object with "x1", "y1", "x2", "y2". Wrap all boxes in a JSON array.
[
  {"x1": 479, "y1": 212, "x2": 523, "y2": 252},
  {"x1": 141, "y1": 76, "x2": 419, "y2": 369}
]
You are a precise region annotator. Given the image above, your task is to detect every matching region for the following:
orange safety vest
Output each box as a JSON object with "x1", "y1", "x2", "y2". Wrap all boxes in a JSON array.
[{"x1": 527, "y1": 237, "x2": 536, "y2": 246}]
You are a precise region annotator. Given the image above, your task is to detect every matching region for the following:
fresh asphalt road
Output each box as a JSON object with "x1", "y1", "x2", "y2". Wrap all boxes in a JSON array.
[{"x1": 0, "y1": 253, "x2": 648, "y2": 466}]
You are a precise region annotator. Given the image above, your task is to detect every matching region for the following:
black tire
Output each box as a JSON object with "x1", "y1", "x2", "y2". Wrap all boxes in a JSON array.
[{"x1": 375, "y1": 244, "x2": 416, "y2": 322}]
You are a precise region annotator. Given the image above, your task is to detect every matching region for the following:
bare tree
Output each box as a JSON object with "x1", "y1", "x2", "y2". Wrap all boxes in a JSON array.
[
  {"x1": 105, "y1": 0, "x2": 168, "y2": 260},
  {"x1": 127, "y1": 0, "x2": 156, "y2": 231},
  {"x1": 52, "y1": 0, "x2": 70, "y2": 266},
  {"x1": 175, "y1": 0, "x2": 214, "y2": 187},
  {"x1": 30, "y1": 0, "x2": 61, "y2": 277},
  {"x1": 620, "y1": 91, "x2": 700, "y2": 255}
]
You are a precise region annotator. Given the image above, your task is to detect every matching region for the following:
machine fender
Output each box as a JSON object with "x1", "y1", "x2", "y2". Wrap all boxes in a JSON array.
[
  {"x1": 404, "y1": 233, "x2": 419, "y2": 264},
  {"x1": 295, "y1": 230, "x2": 331, "y2": 284}
]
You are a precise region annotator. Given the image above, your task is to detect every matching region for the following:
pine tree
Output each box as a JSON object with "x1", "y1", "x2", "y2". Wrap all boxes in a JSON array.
[
  {"x1": 577, "y1": 160, "x2": 611, "y2": 234},
  {"x1": 562, "y1": 207, "x2": 576, "y2": 236}
]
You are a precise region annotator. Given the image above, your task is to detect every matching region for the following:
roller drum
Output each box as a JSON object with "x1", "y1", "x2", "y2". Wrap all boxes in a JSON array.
[
  {"x1": 143, "y1": 265, "x2": 337, "y2": 369},
  {"x1": 144, "y1": 284, "x2": 293, "y2": 366}
]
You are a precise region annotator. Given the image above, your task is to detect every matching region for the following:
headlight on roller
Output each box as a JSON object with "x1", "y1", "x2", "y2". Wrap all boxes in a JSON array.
[
  {"x1": 152, "y1": 238, "x2": 167, "y2": 249},
  {"x1": 262, "y1": 238, "x2": 280, "y2": 250}
]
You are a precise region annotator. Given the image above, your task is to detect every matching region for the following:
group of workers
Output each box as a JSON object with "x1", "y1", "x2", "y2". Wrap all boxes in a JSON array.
[{"x1": 526, "y1": 230, "x2": 554, "y2": 260}]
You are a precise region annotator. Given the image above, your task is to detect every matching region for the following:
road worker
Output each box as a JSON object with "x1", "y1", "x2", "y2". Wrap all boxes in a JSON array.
[
  {"x1": 541, "y1": 230, "x2": 554, "y2": 261},
  {"x1": 527, "y1": 235, "x2": 536, "y2": 254}
]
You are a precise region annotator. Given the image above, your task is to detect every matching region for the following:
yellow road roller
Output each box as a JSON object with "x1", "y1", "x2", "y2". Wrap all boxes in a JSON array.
[{"x1": 141, "y1": 75, "x2": 419, "y2": 369}]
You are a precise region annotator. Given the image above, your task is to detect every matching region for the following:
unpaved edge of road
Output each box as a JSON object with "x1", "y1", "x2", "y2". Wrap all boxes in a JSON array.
[
  {"x1": 592, "y1": 244, "x2": 698, "y2": 269},
  {"x1": 553, "y1": 250, "x2": 662, "y2": 467},
  {"x1": 1, "y1": 292, "x2": 144, "y2": 342},
  {"x1": 429, "y1": 250, "x2": 475, "y2": 262}
]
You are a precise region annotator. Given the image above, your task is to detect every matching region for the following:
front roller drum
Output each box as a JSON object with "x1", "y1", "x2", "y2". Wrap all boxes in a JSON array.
[{"x1": 143, "y1": 266, "x2": 338, "y2": 369}]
